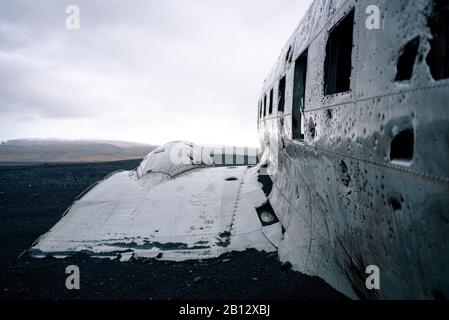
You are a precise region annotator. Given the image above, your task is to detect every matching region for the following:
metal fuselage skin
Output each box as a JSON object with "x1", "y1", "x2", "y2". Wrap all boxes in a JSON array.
[{"x1": 258, "y1": 0, "x2": 449, "y2": 299}]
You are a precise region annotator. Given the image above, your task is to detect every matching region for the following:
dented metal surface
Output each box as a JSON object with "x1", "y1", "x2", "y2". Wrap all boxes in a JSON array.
[
  {"x1": 30, "y1": 142, "x2": 281, "y2": 261},
  {"x1": 258, "y1": 0, "x2": 449, "y2": 299}
]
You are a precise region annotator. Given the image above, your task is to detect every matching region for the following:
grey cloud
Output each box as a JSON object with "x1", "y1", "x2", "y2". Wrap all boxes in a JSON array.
[
  {"x1": 0, "y1": 0, "x2": 313, "y2": 146},
  {"x1": 0, "y1": 52, "x2": 98, "y2": 119}
]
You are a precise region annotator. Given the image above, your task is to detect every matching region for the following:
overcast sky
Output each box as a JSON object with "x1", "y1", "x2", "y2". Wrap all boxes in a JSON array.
[{"x1": 0, "y1": 0, "x2": 313, "y2": 147}]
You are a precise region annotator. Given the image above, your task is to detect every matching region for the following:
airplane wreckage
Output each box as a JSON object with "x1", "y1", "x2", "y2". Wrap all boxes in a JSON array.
[{"x1": 30, "y1": 0, "x2": 449, "y2": 299}]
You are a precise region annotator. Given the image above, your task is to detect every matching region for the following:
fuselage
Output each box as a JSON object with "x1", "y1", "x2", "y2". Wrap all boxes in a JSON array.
[{"x1": 258, "y1": 0, "x2": 449, "y2": 299}]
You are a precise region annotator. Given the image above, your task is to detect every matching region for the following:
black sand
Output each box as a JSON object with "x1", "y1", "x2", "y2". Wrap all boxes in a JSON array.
[{"x1": 0, "y1": 161, "x2": 347, "y2": 300}]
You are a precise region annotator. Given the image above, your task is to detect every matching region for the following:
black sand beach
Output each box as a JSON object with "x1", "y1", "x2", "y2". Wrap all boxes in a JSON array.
[{"x1": 0, "y1": 161, "x2": 347, "y2": 300}]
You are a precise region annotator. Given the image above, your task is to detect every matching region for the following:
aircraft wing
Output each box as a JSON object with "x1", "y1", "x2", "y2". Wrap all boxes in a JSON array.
[{"x1": 30, "y1": 142, "x2": 281, "y2": 261}]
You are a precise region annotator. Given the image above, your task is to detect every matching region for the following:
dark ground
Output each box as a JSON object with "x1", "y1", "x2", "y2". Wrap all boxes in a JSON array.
[{"x1": 0, "y1": 160, "x2": 347, "y2": 300}]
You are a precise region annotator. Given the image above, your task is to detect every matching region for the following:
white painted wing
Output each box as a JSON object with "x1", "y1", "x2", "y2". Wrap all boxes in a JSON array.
[{"x1": 30, "y1": 142, "x2": 280, "y2": 261}]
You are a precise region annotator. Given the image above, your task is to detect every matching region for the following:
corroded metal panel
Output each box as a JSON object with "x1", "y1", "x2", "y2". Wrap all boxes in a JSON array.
[{"x1": 258, "y1": 0, "x2": 449, "y2": 299}]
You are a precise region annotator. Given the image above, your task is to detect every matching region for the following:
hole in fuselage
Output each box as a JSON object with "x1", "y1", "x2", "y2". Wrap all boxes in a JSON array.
[
  {"x1": 339, "y1": 160, "x2": 351, "y2": 187},
  {"x1": 255, "y1": 201, "x2": 279, "y2": 226},
  {"x1": 395, "y1": 36, "x2": 420, "y2": 81},
  {"x1": 225, "y1": 177, "x2": 238, "y2": 181},
  {"x1": 257, "y1": 173, "x2": 273, "y2": 196},
  {"x1": 388, "y1": 196, "x2": 402, "y2": 212},
  {"x1": 390, "y1": 129, "x2": 414, "y2": 162}
]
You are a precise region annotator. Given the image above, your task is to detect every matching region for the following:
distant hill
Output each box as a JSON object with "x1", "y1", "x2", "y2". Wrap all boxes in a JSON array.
[{"x1": 0, "y1": 139, "x2": 157, "y2": 164}]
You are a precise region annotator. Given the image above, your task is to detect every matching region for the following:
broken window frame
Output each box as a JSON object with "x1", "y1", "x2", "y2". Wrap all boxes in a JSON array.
[
  {"x1": 292, "y1": 49, "x2": 309, "y2": 141},
  {"x1": 278, "y1": 76, "x2": 286, "y2": 113},
  {"x1": 395, "y1": 36, "x2": 420, "y2": 82},
  {"x1": 323, "y1": 8, "x2": 355, "y2": 95},
  {"x1": 263, "y1": 94, "x2": 267, "y2": 117}
]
